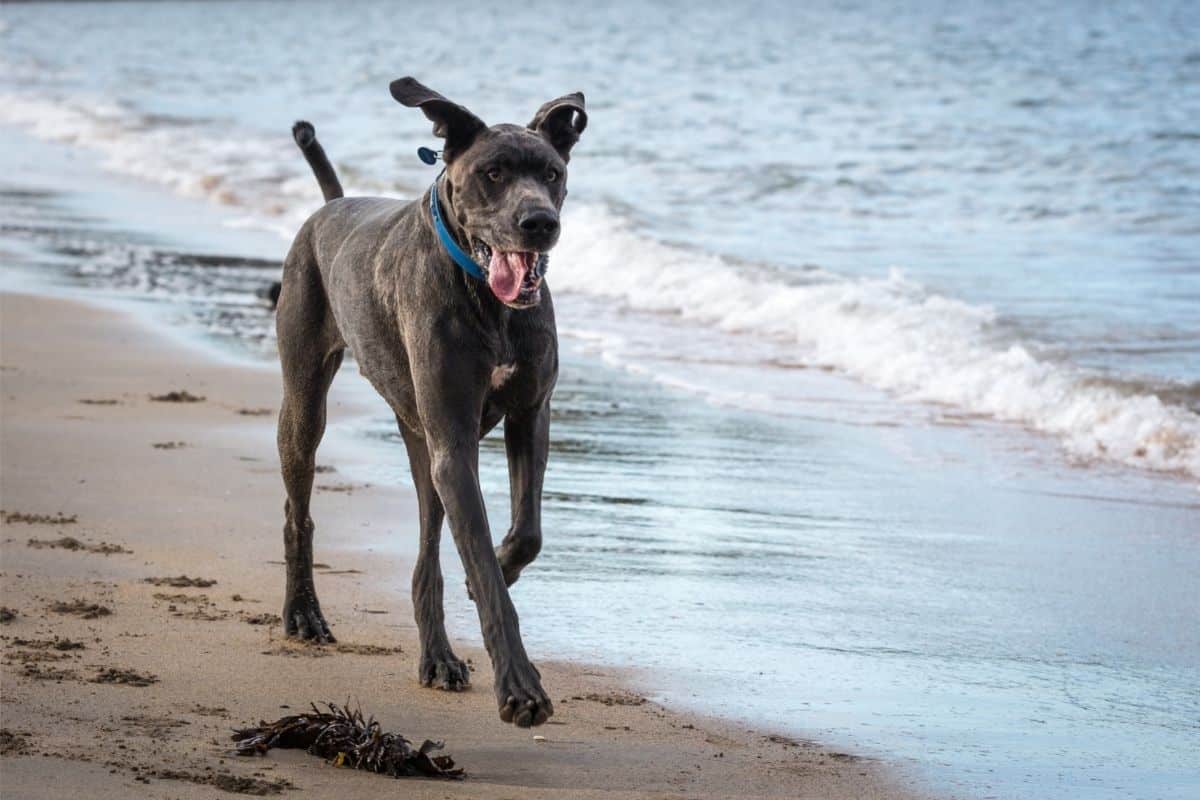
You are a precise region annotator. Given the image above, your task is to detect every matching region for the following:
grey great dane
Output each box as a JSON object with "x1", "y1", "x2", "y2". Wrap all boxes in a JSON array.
[{"x1": 275, "y1": 77, "x2": 586, "y2": 728}]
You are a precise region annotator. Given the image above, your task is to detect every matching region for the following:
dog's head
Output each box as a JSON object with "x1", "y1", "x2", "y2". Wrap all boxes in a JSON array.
[{"x1": 390, "y1": 77, "x2": 587, "y2": 309}]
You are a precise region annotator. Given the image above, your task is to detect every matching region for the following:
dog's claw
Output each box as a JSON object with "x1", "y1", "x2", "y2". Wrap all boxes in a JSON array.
[
  {"x1": 420, "y1": 652, "x2": 470, "y2": 691},
  {"x1": 495, "y1": 664, "x2": 553, "y2": 727},
  {"x1": 284, "y1": 593, "x2": 335, "y2": 643},
  {"x1": 289, "y1": 611, "x2": 336, "y2": 643}
]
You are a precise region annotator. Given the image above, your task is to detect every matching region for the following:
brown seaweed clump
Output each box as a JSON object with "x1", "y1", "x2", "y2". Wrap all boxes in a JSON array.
[{"x1": 232, "y1": 702, "x2": 463, "y2": 780}]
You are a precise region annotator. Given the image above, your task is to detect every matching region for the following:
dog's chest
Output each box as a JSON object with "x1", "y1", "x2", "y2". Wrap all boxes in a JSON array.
[
  {"x1": 490, "y1": 363, "x2": 517, "y2": 389},
  {"x1": 482, "y1": 338, "x2": 556, "y2": 419},
  {"x1": 488, "y1": 311, "x2": 553, "y2": 389}
]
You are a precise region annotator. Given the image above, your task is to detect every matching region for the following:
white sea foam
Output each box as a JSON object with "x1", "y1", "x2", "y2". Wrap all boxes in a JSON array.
[
  {"x1": 2, "y1": 90, "x2": 1197, "y2": 479},
  {"x1": 553, "y1": 206, "x2": 1200, "y2": 479},
  {"x1": 0, "y1": 91, "x2": 324, "y2": 235}
]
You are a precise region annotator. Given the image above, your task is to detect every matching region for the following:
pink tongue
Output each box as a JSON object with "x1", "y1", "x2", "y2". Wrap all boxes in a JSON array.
[{"x1": 488, "y1": 251, "x2": 531, "y2": 303}]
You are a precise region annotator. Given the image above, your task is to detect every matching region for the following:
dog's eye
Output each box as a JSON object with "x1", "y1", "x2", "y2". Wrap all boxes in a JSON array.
[
  {"x1": 545, "y1": 168, "x2": 559, "y2": 183},
  {"x1": 486, "y1": 168, "x2": 503, "y2": 183}
]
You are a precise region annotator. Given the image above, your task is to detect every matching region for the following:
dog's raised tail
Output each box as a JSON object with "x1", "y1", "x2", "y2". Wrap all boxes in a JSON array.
[{"x1": 292, "y1": 121, "x2": 343, "y2": 203}]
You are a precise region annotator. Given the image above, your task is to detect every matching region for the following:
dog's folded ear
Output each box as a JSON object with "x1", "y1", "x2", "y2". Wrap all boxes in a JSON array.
[
  {"x1": 390, "y1": 77, "x2": 487, "y2": 163},
  {"x1": 528, "y1": 93, "x2": 587, "y2": 162}
]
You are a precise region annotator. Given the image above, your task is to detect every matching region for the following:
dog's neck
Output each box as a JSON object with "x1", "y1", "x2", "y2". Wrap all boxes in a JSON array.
[
  {"x1": 427, "y1": 173, "x2": 512, "y2": 328},
  {"x1": 431, "y1": 172, "x2": 485, "y2": 280}
]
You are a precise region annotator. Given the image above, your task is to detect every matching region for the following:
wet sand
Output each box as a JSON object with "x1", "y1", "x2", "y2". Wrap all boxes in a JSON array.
[{"x1": 0, "y1": 291, "x2": 929, "y2": 799}]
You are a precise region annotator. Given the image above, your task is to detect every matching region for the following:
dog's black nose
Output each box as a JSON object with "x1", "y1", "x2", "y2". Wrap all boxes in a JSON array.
[{"x1": 518, "y1": 210, "x2": 559, "y2": 237}]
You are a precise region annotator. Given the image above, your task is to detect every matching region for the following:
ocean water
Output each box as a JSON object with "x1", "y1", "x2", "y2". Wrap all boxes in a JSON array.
[{"x1": 2, "y1": 2, "x2": 1198, "y2": 798}]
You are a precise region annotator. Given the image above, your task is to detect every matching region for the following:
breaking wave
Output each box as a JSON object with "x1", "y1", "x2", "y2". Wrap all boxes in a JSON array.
[
  {"x1": 2, "y1": 89, "x2": 1197, "y2": 479},
  {"x1": 553, "y1": 207, "x2": 1200, "y2": 478}
]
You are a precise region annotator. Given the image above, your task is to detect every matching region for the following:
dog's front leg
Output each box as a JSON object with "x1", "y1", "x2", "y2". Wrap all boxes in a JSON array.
[
  {"x1": 497, "y1": 401, "x2": 550, "y2": 586},
  {"x1": 412, "y1": 340, "x2": 552, "y2": 728},
  {"x1": 428, "y1": 439, "x2": 553, "y2": 727}
]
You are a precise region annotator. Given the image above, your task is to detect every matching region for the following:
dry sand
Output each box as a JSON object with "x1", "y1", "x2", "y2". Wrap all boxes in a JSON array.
[{"x1": 0, "y1": 291, "x2": 928, "y2": 799}]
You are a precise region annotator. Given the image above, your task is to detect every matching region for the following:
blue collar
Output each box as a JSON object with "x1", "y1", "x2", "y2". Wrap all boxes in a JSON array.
[{"x1": 429, "y1": 176, "x2": 486, "y2": 281}]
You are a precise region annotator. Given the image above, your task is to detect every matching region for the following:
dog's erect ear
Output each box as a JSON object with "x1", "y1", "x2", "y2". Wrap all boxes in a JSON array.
[
  {"x1": 528, "y1": 92, "x2": 587, "y2": 162},
  {"x1": 390, "y1": 77, "x2": 487, "y2": 163}
]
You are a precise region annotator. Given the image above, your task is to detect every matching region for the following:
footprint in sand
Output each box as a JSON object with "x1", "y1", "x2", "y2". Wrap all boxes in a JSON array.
[
  {"x1": 149, "y1": 390, "x2": 205, "y2": 403},
  {"x1": 27, "y1": 536, "x2": 131, "y2": 555},
  {"x1": 48, "y1": 599, "x2": 112, "y2": 619},
  {"x1": 2, "y1": 510, "x2": 78, "y2": 525}
]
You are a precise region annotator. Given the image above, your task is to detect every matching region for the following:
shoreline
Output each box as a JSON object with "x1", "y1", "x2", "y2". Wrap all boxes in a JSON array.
[{"x1": 0, "y1": 290, "x2": 930, "y2": 799}]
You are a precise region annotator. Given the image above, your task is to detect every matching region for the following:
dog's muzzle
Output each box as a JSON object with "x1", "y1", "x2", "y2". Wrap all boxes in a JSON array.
[{"x1": 473, "y1": 242, "x2": 549, "y2": 309}]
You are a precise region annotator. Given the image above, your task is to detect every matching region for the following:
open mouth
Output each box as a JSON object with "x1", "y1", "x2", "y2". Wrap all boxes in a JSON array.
[{"x1": 473, "y1": 242, "x2": 548, "y2": 308}]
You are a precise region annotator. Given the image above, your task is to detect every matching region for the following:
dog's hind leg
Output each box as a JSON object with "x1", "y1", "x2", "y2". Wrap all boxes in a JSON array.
[
  {"x1": 496, "y1": 401, "x2": 550, "y2": 587},
  {"x1": 400, "y1": 423, "x2": 470, "y2": 690},
  {"x1": 275, "y1": 238, "x2": 344, "y2": 643}
]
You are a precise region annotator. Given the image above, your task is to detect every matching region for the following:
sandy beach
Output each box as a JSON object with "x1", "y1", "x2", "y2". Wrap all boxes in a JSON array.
[{"x1": 0, "y1": 290, "x2": 926, "y2": 799}]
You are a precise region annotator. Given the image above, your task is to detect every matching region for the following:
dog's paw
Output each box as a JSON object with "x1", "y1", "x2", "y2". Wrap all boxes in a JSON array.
[
  {"x1": 283, "y1": 593, "x2": 336, "y2": 644},
  {"x1": 419, "y1": 651, "x2": 470, "y2": 691},
  {"x1": 495, "y1": 661, "x2": 553, "y2": 727}
]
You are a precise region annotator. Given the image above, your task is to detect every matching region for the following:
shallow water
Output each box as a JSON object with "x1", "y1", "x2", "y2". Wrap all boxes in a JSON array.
[
  {"x1": 2, "y1": 2, "x2": 1199, "y2": 798},
  {"x1": 2, "y1": 0, "x2": 1199, "y2": 476}
]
